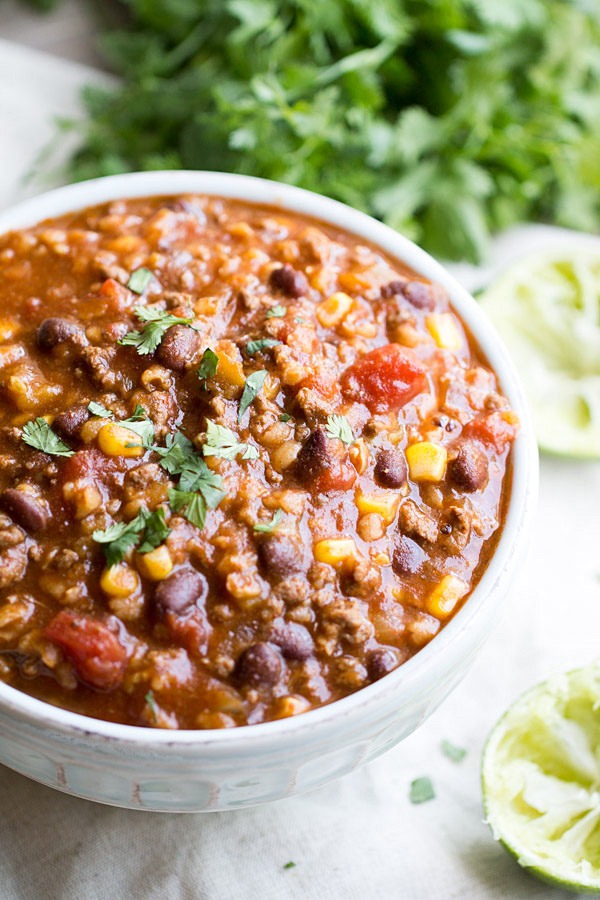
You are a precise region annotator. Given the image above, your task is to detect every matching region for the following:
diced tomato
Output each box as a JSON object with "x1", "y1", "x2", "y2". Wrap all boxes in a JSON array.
[
  {"x1": 341, "y1": 344, "x2": 427, "y2": 413},
  {"x1": 44, "y1": 610, "x2": 128, "y2": 691},
  {"x1": 60, "y1": 447, "x2": 130, "y2": 491},
  {"x1": 463, "y1": 411, "x2": 519, "y2": 453}
]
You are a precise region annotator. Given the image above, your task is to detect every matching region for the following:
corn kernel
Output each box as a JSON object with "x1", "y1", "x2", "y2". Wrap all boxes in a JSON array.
[
  {"x1": 355, "y1": 491, "x2": 400, "y2": 525},
  {"x1": 100, "y1": 564, "x2": 140, "y2": 598},
  {"x1": 338, "y1": 271, "x2": 373, "y2": 292},
  {"x1": 262, "y1": 372, "x2": 280, "y2": 401},
  {"x1": 273, "y1": 695, "x2": 312, "y2": 719},
  {"x1": 406, "y1": 441, "x2": 447, "y2": 482},
  {"x1": 136, "y1": 545, "x2": 173, "y2": 582},
  {"x1": 427, "y1": 575, "x2": 468, "y2": 618},
  {"x1": 308, "y1": 266, "x2": 336, "y2": 294},
  {"x1": 316, "y1": 292, "x2": 353, "y2": 328},
  {"x1": 227, "y1": 222, "x2": 254, "y2": 240},
  {"x1": 98, "y1": 422, "x2": 144, "y2": 458},
  {"x1": 426, "y1": 313, "x2": 462, "y2": 351},
  {"x1": 313, "y1": 537, "x2": 357, "y2": 567}
]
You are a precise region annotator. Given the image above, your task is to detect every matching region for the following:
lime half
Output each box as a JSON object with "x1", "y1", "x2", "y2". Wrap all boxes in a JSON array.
[
  {"x1": 482, "y1": 663, "x2": 600, "y2": 893},
  {"x1": 479, "y1": 248, "x2": 600, "y2": 458}
]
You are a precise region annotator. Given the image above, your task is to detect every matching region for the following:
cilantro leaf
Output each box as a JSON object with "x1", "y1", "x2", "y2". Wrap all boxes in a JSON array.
[
  {"x1": 441, "y1": 740, "x2": 467, "y2": 763},
  {"x1": 120, "y1": 405, "x2": 155, "y2": 448},
  {"x1": 87, "y1": 401, "x2": 113, "y2": 418},
  {"x1": 325, "y1": 414, "x2": 353, "y2": 445},
  {"x1": 137, "y1": 507, "x2": 171, "y2": 554},
  {"x1": 203, "y1": 420, "x2": 259, "y2": 461},
  {"x1": 145, "y1": 690, "x2": 159, "y2": 721},
  {"x1": 253, "y1": 509, "x2": 283, "y2": 533},
  {"x1": 279, "y1": 413, "x2": 292, "y2": 423},
  {"x1": 93, "y1": 506, "x2": 171, "y2": 565},
  {"x1": 266, "y1": 305, "x2": 286, "y2": 318},
  {"x1": 120, "y1": 306, "x2": 194, "y2": 356},
  {"x1": 127, "y1": 267, "x2": 154, "y2": 295},
  {"x1": 409, "y1": 777, "x2": 435, "y2": 805},
  {"x1": 283, "y1": 861, "x2": 296, "y2": 871},
  {"x1": 22, "y1": 418, "x2": 75, "y2": 457},
  {"x1": 197, "y1": 348, "x2": 219, "y2": 384},
  {"x1": 246, "y1": 338, "x2": 282, "y2": 355},
  {"x1": 93, "y1": 515, "x2": 145, "y2": 567},
  {"x1": 168, "y1": 488, "x2": 208, "y2": 530},
  {"x1": 239, "y1": 370, "x2": 268, "y2": 421},
  {"x1": 153, "y1": 430, "x2": 196, "y2": 475}
]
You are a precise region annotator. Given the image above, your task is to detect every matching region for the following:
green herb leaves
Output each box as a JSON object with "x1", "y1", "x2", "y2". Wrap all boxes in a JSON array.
[
  {"x1": 22, "y1": 418, "x2": 74, "y2": 457},
  {"x1": 246, "y1": 338, "x2": 281, "y2": 355},
  {"x1": 239, "y1": 370, "x2": 268, "y2": 421},
  {"x1": 326, "y1": 414, "x2": 353, "y2": 445},
  {"x1": 409, "y1": 776, "x2": 435, "y2": 805},
  {"x1": 203, "y1": 420, "x2": 258, "y2": 461},
  {"x1": 153, "y1": 429, "x2": 226, "y2": 530},
  {"x1": 87, "y1": 401, "x2": 112, "y2": 418},
  {"x1": 119, "y1": 405, "x2": 155, "y2": 448},
  {"x1": 266, "y1": 305, "x2": 286, "y2": 318},
  {"x1": 127, "y1": 267, "x2": 154, "y2": 295},
  {"x1": 120, "y1": 306, "x2": 194, "y2": 355},
  {"x1": 197, "y1": 348, "x2": 219, "y2": 384},
  {"x1": 93, "y1": 507, "x2": 170, "y2": 567},
  {"x1": 441, "y1": 740, "x2": 467, "y2": 763},
  {"x1": 253, "y1": 509, "x2": 282, "y2": 533}
]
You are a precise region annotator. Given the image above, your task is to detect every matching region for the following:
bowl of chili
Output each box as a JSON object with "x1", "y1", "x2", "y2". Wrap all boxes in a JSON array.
[{"x1": 0, "y1": 171, "x2": 538, "y2": 811}]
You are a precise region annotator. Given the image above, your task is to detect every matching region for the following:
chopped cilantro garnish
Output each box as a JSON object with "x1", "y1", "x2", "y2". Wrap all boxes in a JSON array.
[
  {"x1": 409, "y1": 776, "x2": 435, "y2": 805},
  {"x1": 441, "y1": 740, "x2": 467, "y2": 763},
  {"x1": 197, "y1": 348, "x2": 219, "y2": 385},
  {"x1": 153, "y1": 431, "x2": 196, "y2": 475},
  {"x1": 87, "y1": 401, "x2": 113, "y2": 418},
  {"x1": 169, "y1": 488, "x2": 214, "y2": 530},
  {"x1": 279, "y1": 413, "x2": 292, "y2": 423},
  {"x1": 93, "y1": 507, "x2": 170, "y2": 567},
  {"x1": 145, "y1": 690, "x2": 159, "y2": 721},
  {"x1": 253, "y1": 509, "x2": 283, "y2": 533},
  {"x1": 203, "y1": 420, "x2": 259, "y2": 461},
  {"x1": 246, "y1": 338, "x2": 282, "y2": 355},
  {"x1": 266, "y1": 304, "x2": 286, "y2": 318},
  {"x1": 137, "y1": 507, "x2": 171, "y2": 554},
  {"x1": 325, "y1": 413, "x2": 353, "y2": 445},
  {"x1": 21, "y1": 418, "x2": 74, "y2": 458},
  {"x1": 283, "y1": 861, "x2": 296, "y2": 871},
  {"x1": 127, "y1": 267, "x2": 154, "y2": 295},
  {"x1": 120, "y1": 305, "x2": 194, "y2": 356},
  {"x1": 239, "y1": 370, "x2": 268, "y2": 421},
  {"x1": 119, "y1": 405, "x2": 155, "y2": 448},
  {"x1": 294, "y1": 317, "x2": 306, "y2": 324}
]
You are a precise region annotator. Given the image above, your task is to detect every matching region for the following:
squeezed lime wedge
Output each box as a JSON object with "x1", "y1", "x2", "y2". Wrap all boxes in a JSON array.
[
  {"x1": 479, "y1": 249, "x2": 600, "y2": 458},
  {"x1": 482, "y1": 663, "x2": 600, "y2": 893}
]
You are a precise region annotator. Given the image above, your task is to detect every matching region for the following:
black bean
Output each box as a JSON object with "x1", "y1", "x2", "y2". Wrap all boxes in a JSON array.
[
  {"x1": 236, "y1": 642, "x2": 282, "y2": 688},
  {"x1": 258, "y1": 534, "x2": 307, "y2": 581},
  {"x1": 366, "y1": 647, "x2": 401, "y2": 682},
  {"x1": 269, "y1": 620, "x2": 313, "y2": 661},
  {"x1": 269, "y1": 264, "x2": 309, "y2": 298},
  {"x1": 448, "y1": 442, "x2": 488, "y2": 492},
  {"x1": 154, "y1": 568, "x2": 207, "y2": 616},
  {"x1": 37, "y1": 317, "x2": 86, "y2": 351},
  {"x1": 294, "y1": 426, "x2": 329, "y2": 485},
  {"x1": 392, "y1": 535, "x2": 427, "y2": 576},
  {"x1": 52, "y1": 405, "x2": 90, "y2": 443},
  {"x1": 0, "y1": 488, "x2": 47, "y2": 533},
  {"x1": 374, "y1": 448, "x2": 407, "y2": 488},
  {"x1": 400, "y1": 281, "x2": 438, "y2": 310},
  {"x1": 155, "y1": 325, "x2": 201, "y2": 372},
  {"x1": 380, "y1": 280, "x2": 406, "y2": 299}
]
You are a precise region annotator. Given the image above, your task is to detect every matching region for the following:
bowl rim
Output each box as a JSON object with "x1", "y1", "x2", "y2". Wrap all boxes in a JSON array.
[{"x1": 0, "y1": 170, "x2": 539, "y2": 748}]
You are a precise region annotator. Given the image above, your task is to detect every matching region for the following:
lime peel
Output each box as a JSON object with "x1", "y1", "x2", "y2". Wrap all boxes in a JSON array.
[
  {"x1": 479, "y1": 248, "x2": 600, "y2": 459},
  {"x1": 482, "y1": 663, "x2": 600, "y2": 893}
]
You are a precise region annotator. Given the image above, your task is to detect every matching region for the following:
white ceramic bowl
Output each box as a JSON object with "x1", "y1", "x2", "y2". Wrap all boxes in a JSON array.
[{"x1": 0, "y1": 172, "x2": 538, "y2": 812}]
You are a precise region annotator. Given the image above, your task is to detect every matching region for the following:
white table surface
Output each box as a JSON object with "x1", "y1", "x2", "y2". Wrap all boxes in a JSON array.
[{"x1": 0, "y1": 27, "x2": 599, "y2": 900}]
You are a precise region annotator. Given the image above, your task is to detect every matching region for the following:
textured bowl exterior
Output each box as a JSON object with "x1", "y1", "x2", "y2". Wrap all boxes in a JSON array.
[{"x1": 0, "y1": 172, "x2": 539, "y2": 812}]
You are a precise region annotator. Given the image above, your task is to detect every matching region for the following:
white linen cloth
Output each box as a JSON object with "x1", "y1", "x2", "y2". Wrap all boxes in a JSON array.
[{"x1": 0, "y1": 38, "x2": 599, "y2": 900}]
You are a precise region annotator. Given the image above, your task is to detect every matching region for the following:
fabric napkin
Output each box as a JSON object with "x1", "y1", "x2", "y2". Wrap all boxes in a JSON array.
[{"x1": 0, "y1": 38, "x2": 598, "y2": 900}]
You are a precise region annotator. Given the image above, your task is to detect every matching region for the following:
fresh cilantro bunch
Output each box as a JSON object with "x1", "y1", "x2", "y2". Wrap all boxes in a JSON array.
[{"x1": 58, "y1": 0, "x2": 600, "y2": 262}]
